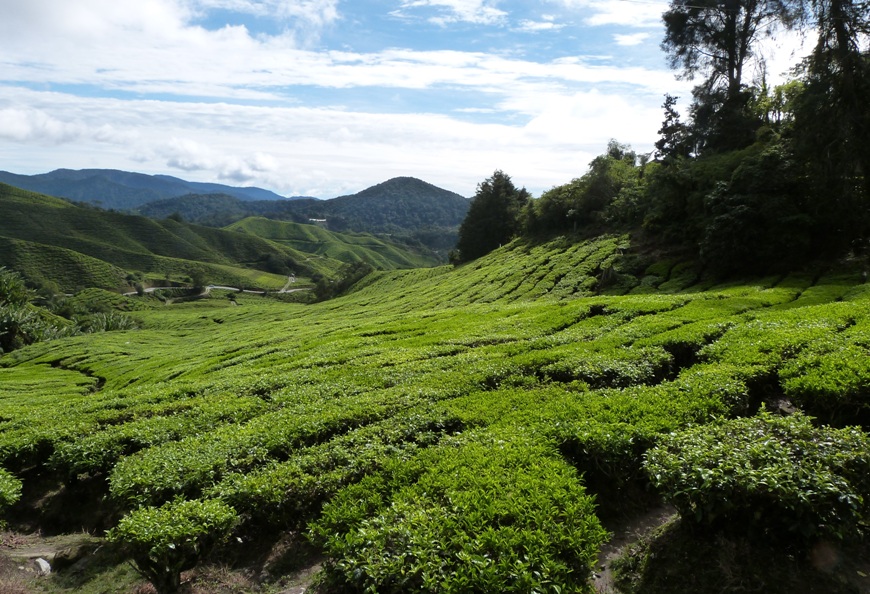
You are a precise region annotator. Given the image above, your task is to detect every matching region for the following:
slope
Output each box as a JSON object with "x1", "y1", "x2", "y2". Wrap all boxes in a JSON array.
[
  {"x1": 137, "y1": 178, "x2": 469, "y2": 248},
  {"x1": 1, "y1": 233, "x2": 869, "y2": 593},
  {"x1": 227, "y1": 217, "x2": 441, "y2": 270},
  {"x1": 0, "y1": 183, "x2": 314, "y2": 290}
]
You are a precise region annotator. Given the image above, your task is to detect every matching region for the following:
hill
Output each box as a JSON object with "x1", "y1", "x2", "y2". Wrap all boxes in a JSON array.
[
  {"x1": 1, "y1": 233, "x2": 868, "y2": 593},
  {"x1": 138, "y1": 177, "x2": 469, "y2": 252},
  {"x1": 316, "y1": 176, "x2": 470, "y2": 234},
  {"x1": 0, "y1": 168, "x2": 305, "y2": 210},
  {"x1": 0, "y1": 184, "x2": 437, "y2": 292},
  {"x1": 227, "y1": 217, "x2": 440, "y2": 270}
]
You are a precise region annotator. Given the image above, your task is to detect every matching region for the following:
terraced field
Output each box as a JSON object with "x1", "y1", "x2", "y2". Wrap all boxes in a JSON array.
[{"x1": 1, "y1": 235, "x2": 869, "y2": 593}]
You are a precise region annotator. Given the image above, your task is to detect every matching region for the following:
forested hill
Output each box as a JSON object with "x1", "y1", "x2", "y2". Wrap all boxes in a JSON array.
[
  {"x1": 0, "y1": 183, "x2": 440, "y2": 292},
  {"x1": 138, "y1": 177, "x2": 470, "y2": 255},
  {"x1": 320, "y1": 177, "x2": 470, "y2": 233},
  {"x1": 0, "y1": 168, "x2": 300, "y2": 210},
  {"x1": 140, "y1": 177, "x2": 470, "y2": 234}
]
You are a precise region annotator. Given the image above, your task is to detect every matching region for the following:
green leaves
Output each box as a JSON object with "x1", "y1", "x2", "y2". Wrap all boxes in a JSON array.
[
  {"x1": 108, "y1": 498, "x2": 237, "y2": 594},
  {"x1": 313, "y1": 431, "x2": 608, "y2": 594},
  {"x1": 645, "y1": 412, "x2": 870, "y2": 542},
  {"x1": 0, "y1": 467, "x2": 22, "y2": 511}
]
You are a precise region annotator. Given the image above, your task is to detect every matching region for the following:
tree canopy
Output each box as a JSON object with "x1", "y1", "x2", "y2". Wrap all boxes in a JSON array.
[{"x1": 453, "y1": 171, "x2": 529, "y2": 263}]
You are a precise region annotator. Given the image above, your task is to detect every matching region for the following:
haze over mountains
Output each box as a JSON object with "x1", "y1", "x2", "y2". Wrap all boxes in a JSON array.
[
  {"x1": 0, "y1": 169, "x2": 303, "y2": 210},
  {"x1": 0, "y1": 169, "x2": 470, "y2": 238}
]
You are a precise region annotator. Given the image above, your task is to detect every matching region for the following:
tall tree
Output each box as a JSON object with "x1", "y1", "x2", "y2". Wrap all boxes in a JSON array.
[
  {"x1": 792, "y1": 0, "x2": 870, "y2": 241},
  {"x1": 655, "y1": 94, "x2": 692, "y2": 161},
  {"x1": 662, "y1": 0, "x2": 797, "y2": 150},
  {"x1": 454, "y1": 171, "x2": 529, "y2": 262}
]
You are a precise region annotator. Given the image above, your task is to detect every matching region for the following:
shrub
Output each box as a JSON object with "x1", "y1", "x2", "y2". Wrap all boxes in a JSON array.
[
  {"x1": 108, "y1": 498, "x2": 237, "y2": 594},
  {"x1": 644, "y1": 412, "x2": 870, "y2": 542},
  {"x1": 313, "y1": 431, "x2": 608, "y2": 594},
  {"x1": 0, "y1": 468, "x2": 22, "y2": 512}
]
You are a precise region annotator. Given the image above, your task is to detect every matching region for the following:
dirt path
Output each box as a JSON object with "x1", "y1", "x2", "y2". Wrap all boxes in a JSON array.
[{"x1": 593, "y1": 505, "x2": 677, "y2": 593}]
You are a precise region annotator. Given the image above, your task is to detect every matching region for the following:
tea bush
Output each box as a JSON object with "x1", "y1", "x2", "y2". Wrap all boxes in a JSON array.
[
  {"x1": 0, "y1": 467, "x2": 22, "y2": 511},
  {"x1": 645, "y1": 412, "x2": 870, "y2": 542},
  {"x1": 108, "y1": 498, "x2": 237, "y2": 594},
  {"x1": 313, "y1": 431, "x2": 608, "y2": 594}
]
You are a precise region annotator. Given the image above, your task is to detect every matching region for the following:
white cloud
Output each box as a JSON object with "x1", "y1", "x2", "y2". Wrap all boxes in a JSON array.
[
  {"x1": 521, "y1": 89, "x2": 661, "y2": 147},
  {"x1": 515, "y1": 18, "x2": 565, "y2": 33},
  {"x1": 0, "y1": 81, "x2": 668, "y2": 198},
  {"x1": 396, "y1": 0, "x2": 508, "y2": 26},
  {"x1": 554, "y1": 0, "x2": 667, "y2": 28},
  {"x1": 614, "y1": 32, "x2": 649, "y2": 46},
  {"x1": 755, "y1": 28, "x2": 814, "y2": 84},
  {"x1": 5, "y1": 0, "x2": 783, "y2": 200},
  {"x1": 0, "y1": 105, "x2": 136, "y2": 145}
]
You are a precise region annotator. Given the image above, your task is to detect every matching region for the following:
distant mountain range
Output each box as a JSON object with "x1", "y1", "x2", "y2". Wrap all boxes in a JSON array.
[
  {"x1": 140, "y1": 177, "x2": 470, "y2": 235},
  {"x1": 0, "y1": 169, "x2": 471, "y2": 254},
  {"x1": 0, "y1": 183, "x2": 442, "y2": 292},
  {"x1": 0, "y1": 168, "x2": 311, "y2": 210}
]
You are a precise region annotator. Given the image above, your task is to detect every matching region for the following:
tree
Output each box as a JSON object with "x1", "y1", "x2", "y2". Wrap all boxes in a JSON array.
[
  {"x1": 791, "y1": 0, "x2": 870, "y2": 244},
  {"x1": 655, "y1": 94, "x2": 692, "y2": 162},
  {"x1": 662, "y1": 0, "x2": 798, "y2": 151},
  {"x1": 455, "y1": 171, "x2": 529, "y2": 262},
  {"x1": 527, "y1": 141, "x2": 643, "y2": 235}
]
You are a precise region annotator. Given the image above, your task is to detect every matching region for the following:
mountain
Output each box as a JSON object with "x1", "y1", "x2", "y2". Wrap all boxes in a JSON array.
[
  {"x1": 0, "y1": 169, "x2": 307, "y2": 210},
  {"x1": 0, "y1": 183, "x2": 440, "y2": 292},
  {"x1": 139, "y1": 177, "x2": 470, "y2": 253},
  {"x1": 315, "y1": 177, "x2": 470, "y2": 233}
]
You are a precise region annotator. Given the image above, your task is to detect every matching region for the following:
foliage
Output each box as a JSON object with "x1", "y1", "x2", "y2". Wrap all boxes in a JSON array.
[
  {"x1": 313, "y1": 431, "x2": 608, "y2": 594},
  {"x1": 699, "y1": 140, "x2": 814, "y2": 273},
  {"x1": 661, "y1": 0, "x2": 799, "y2": 152},
  {"x1": 0, "y1": 467, "x2": 22, "y2": 512},
  {"x1": 314, "y1": 261, "x2": 375, "y2": 301},
  {"x1": 107, "y1": 498, "x2": 237, "y2": 594},
  {"x1": 527, "y1": 141, "x2": 645, "y2": 234},
  {"x1": 0, "y1": 267, "x2": 32, "y2": 307},
  {"x1": 228, "y1": 216, "x2": 442, "y2": 271},
  {"x1": 645, "y1": 412, "x2": 870, "y2": 542},
  {"x1": 0, "y1": 183, "x2": 309, "y2": 291},
  {"x1": 455, "y1": 171, "x2": 529, "y2": 262},
  {"x1": 2, "y1": 233, "x2": 870, "y2": 592}
]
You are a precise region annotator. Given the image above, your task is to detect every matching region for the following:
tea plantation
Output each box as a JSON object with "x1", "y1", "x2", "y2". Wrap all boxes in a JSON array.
[{"x1": 2, "y1": 235, "x2": 869, "y2": 593}]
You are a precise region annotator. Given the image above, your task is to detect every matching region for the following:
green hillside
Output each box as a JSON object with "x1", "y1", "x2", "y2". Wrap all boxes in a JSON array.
[
  {"x1": 137, "y1": 177, "x2": 468, "y2": 254},
  {"x1": 1, "y1": 233, "x2": 868, "y2": 593},
  {"x1": 0, "y1": 183, "x2": 445, "y2": 293},
  {"x1": 0, "y1": 236, "x2": 130, "y2": 291},
  {"x1": 0, "y1": 184, "x2": 342, "y2": 290},
  {"x1": 227, "y1": 217, "x2": 441, "y2": 270}
]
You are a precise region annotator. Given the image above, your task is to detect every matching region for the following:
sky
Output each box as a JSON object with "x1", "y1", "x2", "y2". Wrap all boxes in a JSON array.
[{"x1": 0, "y1": 0, "x2": 811, "y2": 198}]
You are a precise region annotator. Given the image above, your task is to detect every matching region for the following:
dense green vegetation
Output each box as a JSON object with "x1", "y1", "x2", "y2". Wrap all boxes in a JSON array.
[
  {"x1": 454, "y1": 1, "x2": 869, "y2": 274},
  {"x1": 227, "y1": 217, "x2": 439, "y2": 270},
  {"x1": 1, "y1": 3, "x2": 867, "y2": 592},
  {"x1": 0, "y1": 183, "x2": 442, "y2": 295},
  {"x1": 139, "y1": 177, "x2": 470, "y2": 255},
  {"x1": 1, "y1": 234, "x2": 869, "y2": 592}
]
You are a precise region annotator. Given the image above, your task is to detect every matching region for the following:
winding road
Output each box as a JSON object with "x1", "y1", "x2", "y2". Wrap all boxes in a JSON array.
[{"x1": 122, "y1": 276, "x2": 309, "y2": 298}]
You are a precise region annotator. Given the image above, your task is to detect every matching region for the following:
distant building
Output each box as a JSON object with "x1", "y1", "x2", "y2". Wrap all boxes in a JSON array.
[{"x1": 308, "y1": 218, "x2": 328, "y2": 227}]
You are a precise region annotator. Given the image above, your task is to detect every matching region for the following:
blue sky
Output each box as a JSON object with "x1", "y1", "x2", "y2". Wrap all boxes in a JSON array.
[{"x1": 0, "y1": 0, "x2": 808, "y2": 198}]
